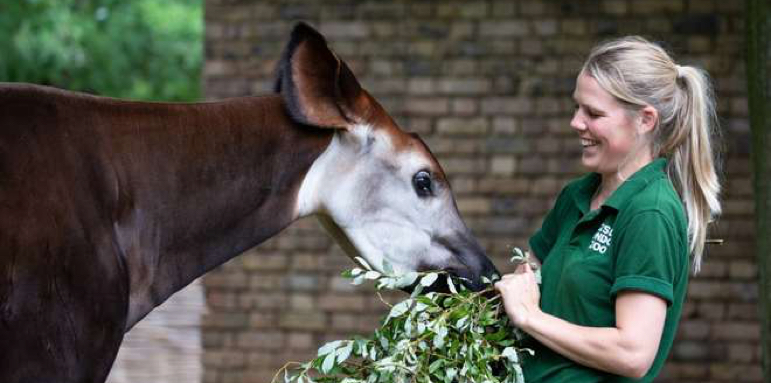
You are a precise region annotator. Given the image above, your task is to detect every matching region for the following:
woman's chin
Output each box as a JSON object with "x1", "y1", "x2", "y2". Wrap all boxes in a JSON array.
[{"x1": 581, "y1": 154, "x2": 600, "y2": 172}]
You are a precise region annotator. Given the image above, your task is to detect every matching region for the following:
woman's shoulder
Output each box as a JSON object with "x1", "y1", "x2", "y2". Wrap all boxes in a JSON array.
[{"x1": 620, "y1": 176, "x2": 686, "y2": 229}]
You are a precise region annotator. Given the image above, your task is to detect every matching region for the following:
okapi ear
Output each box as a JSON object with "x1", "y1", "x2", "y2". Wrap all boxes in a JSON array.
[{"x1": 274, "y1": 22, "x2": 370, "y2": 129}]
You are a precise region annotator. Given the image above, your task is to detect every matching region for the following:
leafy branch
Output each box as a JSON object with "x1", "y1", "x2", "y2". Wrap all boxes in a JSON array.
[{"x1": 273, "y1": 249, "x2": 538, "y2": 383}]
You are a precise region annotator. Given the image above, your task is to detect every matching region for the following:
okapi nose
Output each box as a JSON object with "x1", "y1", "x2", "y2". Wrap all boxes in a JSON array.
[
  {"x1": 436, "y1": 233, "x2": 500, "y2": 292},
  {"x1": 460, "y1": 245, "x2": 500, "y2": 292}
]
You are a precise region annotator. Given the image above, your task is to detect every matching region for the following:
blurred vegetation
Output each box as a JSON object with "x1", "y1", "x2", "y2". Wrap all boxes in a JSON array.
[{"x1": 0, "y1": 0, "x2": 202, "y2": 101}]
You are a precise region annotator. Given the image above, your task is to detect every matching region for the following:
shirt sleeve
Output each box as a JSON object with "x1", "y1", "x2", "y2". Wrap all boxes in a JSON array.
[
  {"x1": 610, "y1": 211, "x2": 684, "y2": 305},
  {"x1": 528, "y1": 187, "x2": 569, "y2": 263}
]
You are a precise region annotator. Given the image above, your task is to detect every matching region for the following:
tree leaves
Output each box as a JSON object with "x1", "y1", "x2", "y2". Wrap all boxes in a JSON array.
[
  {"x1": 0, "y1": 0, "x2": 201, "y2": 101},
  {"x1": 274, "y1": 248, "x2": 536, "y2": 383}
]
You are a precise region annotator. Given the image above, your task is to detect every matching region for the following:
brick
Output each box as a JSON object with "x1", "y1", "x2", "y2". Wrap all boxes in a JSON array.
[
  {"x1": 437, "y1": 157, "x2": 487, "y2": 174},
  {"x1": 561, "y1": 19, "x2": 588, "y2": 35},
  {"x1": 237, "y1": 331, "x2": 285, "y2": 349},
  {"x1": 490, "y1": 156, "x2": 517, "y2": 175},
  {"x1": 447, "y1": 176, "x2": 477, "y2": 194},
  {"x1": 205, "y1": 272, "x2": 250, "y2": 288},
  {"x1": 678, "y1": 320, "x2": 710, "y2": 340},
  {"x1": 287, "y1": 332, "x2": 315, "y2": 350},
  {"x1": 481, "y1": 97, "x2": 534, "y2": 115},
  {"x1": 478, "y1": 178, "x2": 531, "y2": 194},
  {"x1": 249, "y1": 312, "x2": 278, "y2": 328},
  {"x1": 479, "y1": 21, "x2": 529, "y2": 37},
  {"x1": 202, "y1": 312, "x2": 249, "y2": 329},
  {"x1": 696, "y1": 302, "x2": 725, "y2": 320},
  {"x1": 492, "y1": 117, "x2": 519, "y2": 135},
  {"x1": 280, "y1": 311, "x2": 327, "y2": 330},
  {"x1": 520, "y1": 1, "x2": 547, "y2": 16},
  {"x1": 710, "y1": 363, "x2": 763, "y2": 381},
  {"x1": 318, "y1": 294, "x2": 367, "y2": 311},
  {"x1": 437, "y1": 79, "x2": 491, "y2": 95},
  {"x1": 673, "y1": 340, "x2": 710, "y2": 360},
  {"x1": 727, "y1": 303, "x2": 758, "y2": 320},
  {"x1": 457, "y1": 197, "x2": 492, "y2": 214},
  {"x1": 631, "y1": 0, "x2": 685, "y2": 14},
  {"x1": 207, "y1": 292, "x2": 238, "y2": 309},
  {"x1": 437, "y1": 117, "x2": 488, "y2": 135},
  {"x1": 426, "y1": 137, "x2": 482, "y2": 155},
  {"x1": 239, "y1": 292, "x2": 287, "y2": 309},
  {"x1": 729, "y1": 261, "x2": 757, "y2": 279},
  {"x1": 531, "y1": 178, "x2": 560, "y2": 195},
  {"x1": 712, "y1": 322, "x2": 760, "y2": 341},
  {"x1": 490, "y1": 1, "x2": 516, "y2": 17},
  {"x1": 291, "y1": 254, "x2": 320, "y2": 271},
  {"x1": 520, "y1": 39, "x2": 545, "y2": 56},
  {"x1": 203, "y1": 351, "x2": 246, "y2": 368},
  {"x1": 242, "y1": 253, "x2": 288, "y2": 271},
  {"x1": 320, "y1": 22, "x2": 370, "y2": 39},
  {"x1": 249, "y1": 275, "x2": 286, "y2": 290},
  {"x1": 483, "y1": 216, "x2": 529, "y2": 235},
  {"x1": 289, "y1": 293, "x2": 315, "y2": 310},
  {"x1": 728, "y1": 343, "x2": 756, "y2": 362},
  {"x1": 442, "y1": 59, "x2": 477, "y2": 76},
  {"x1": 485, "y1": 137, "x2": 530, "y2": 154},
  {"x1": 602, "y1": 0, "x2": 628, "y2": 15},
  {"x1": 404, "y1": 98, "x2": 450, "y2": 116},
  {"x1": 451, "y1": 98, "x2": 478, "y2": 116},
  {"x1": 659, "y1": 362, "x2": 709, "y2": 380},
  {"x1": 534, "y1": 19, "x2": 558, "y2": 36},
  {"x1": 286, "y1": 274, "x2": 320, "y2": 291}
]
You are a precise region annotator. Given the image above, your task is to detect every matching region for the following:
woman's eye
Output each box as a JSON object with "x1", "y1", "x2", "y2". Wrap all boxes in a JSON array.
[{"x1": 413, "y1": 171, "x2": 433, "y2": 197}]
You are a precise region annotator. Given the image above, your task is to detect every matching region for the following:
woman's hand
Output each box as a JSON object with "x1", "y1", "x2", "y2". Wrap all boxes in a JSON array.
[{"x1": 494, "y1": 263, "x2": 542, "y2": 330}]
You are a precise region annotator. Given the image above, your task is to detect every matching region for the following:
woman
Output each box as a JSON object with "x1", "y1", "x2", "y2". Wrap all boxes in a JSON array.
[{"x1": 495, "y1": 36, "x2": 721, "y2": 382}]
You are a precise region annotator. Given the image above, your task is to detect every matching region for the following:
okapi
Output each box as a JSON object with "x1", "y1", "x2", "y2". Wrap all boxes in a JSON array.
[{"x1": 0, "y1": 23, "x2": 498, "y2": 382}]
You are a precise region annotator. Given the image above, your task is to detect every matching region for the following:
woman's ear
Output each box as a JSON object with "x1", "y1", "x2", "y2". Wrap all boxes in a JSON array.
[{"x1": 638, "y1": 105, "x2": 658, "y2": 135}]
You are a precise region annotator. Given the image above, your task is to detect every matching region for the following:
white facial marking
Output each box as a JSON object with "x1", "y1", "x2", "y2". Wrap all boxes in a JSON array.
[{"x1": 295, "y1": 123, "x2": 467, "y2": 274}]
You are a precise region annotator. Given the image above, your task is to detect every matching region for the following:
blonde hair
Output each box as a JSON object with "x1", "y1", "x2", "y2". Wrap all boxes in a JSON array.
[{"x1": 581, "y1": 36, "x2": 721, "y2": 273}]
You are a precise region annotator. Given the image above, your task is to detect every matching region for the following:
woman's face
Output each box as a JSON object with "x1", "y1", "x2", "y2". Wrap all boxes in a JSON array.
[{"x1": 570, "y1": 72, "x2": 643, "y2": 176}]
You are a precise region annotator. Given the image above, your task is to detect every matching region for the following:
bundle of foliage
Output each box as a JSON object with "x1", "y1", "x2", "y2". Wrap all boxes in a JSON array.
[
  {"x1": 0, "y1": 0, "x2": 201, "y2": 101},
  {"x1": 274, "y1": 249, "x2": 538, "y2": 383}
]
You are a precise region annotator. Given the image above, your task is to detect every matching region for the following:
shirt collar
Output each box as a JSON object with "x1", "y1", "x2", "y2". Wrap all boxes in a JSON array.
[{"x1": 573, "y1": 158, "x2": 668, "y2": 214}]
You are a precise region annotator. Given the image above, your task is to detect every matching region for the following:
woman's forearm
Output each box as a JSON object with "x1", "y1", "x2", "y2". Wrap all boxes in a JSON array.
[{"x1": 523, "y1": 310, "x2": 652, "y2": 378}]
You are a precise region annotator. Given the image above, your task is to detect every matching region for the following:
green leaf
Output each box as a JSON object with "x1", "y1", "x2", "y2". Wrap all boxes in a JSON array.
[
  {"x1": 395, "y1": 272, "x2": 419, "y2": 288},
  {"x1": 501, "y1": 347, "x2": 519, "y2": 363},
  {"x1": 420, "y1": 272, "x2": 439, "y2": 287},
  {"x1": 447, "y1": 276, "x2": 458, "y2": 294},
  {"x1": 337, "y1": 342, "x2": 354, "y2": 363},
  {"x1": 321, "y1": 351, "x2": 336, "y2": 374},
  {"x1": 355, "y1": 257, "x2": 373, "y2": 270},
  {"x1": 317, "y1": 340, "x2": 343, "y2": 357}
]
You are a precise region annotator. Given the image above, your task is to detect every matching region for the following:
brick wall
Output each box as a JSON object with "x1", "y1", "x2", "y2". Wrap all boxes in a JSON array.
[{"x1": 202, "y1": 1, "x2": 755, "y2": 382}]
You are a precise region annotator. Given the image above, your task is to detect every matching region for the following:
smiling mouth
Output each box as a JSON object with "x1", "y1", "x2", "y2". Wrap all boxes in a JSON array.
[{"x1": 581, "y1": 138, "x2": 600, "y2": 148}]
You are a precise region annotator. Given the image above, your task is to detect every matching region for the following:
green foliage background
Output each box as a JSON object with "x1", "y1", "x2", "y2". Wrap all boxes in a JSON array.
[{"x1": 0, "y1": 0, "x2": 202, "y2": 101}]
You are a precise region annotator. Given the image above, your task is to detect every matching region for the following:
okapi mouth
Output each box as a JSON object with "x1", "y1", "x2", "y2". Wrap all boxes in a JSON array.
[{"x1": 412, "y1": 261, "x2": 499, "y2": 294}]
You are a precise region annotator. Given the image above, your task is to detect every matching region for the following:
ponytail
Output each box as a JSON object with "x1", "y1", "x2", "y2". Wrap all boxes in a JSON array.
[
  {"x1": 582, "y1": 36, "x2": 722, "y2": 273},
  {"x1": 664, "y1": 66, "x2": 722, "y2": 272}
]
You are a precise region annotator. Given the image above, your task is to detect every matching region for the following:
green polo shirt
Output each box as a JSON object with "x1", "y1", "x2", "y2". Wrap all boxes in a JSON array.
[{"x1": 523, "y1": 158, "x2": 688, "y2": 383}]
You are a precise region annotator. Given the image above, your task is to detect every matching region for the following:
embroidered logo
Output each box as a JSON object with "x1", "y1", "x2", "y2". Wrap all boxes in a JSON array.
[{"x1": 589, "y1": 223, "x2": 613, "y2": 254}]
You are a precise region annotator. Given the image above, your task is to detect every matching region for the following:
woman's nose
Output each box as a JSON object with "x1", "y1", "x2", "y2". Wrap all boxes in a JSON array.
[{"x1": 570, "y1": 112, "x2": 585, "y2": 131}]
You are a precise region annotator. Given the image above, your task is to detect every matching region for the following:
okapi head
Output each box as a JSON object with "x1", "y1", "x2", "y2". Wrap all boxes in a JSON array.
[{"x1": 277, "y1": 23, "x2": 498, "y2": 291}]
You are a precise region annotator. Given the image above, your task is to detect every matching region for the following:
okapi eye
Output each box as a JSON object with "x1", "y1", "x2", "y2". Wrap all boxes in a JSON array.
[{"x1": 413, "y1": 170, "x2": 433, "y2": 197}]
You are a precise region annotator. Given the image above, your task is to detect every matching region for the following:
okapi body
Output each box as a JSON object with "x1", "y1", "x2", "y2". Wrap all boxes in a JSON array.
[{"x1": 0, "y1": 23, "x2": 497, "y2": 382}]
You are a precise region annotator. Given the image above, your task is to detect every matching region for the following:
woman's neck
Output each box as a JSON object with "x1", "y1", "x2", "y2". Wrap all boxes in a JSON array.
[{"x1": 592, "y1": 153, "x2": 655, "y2": 210}]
